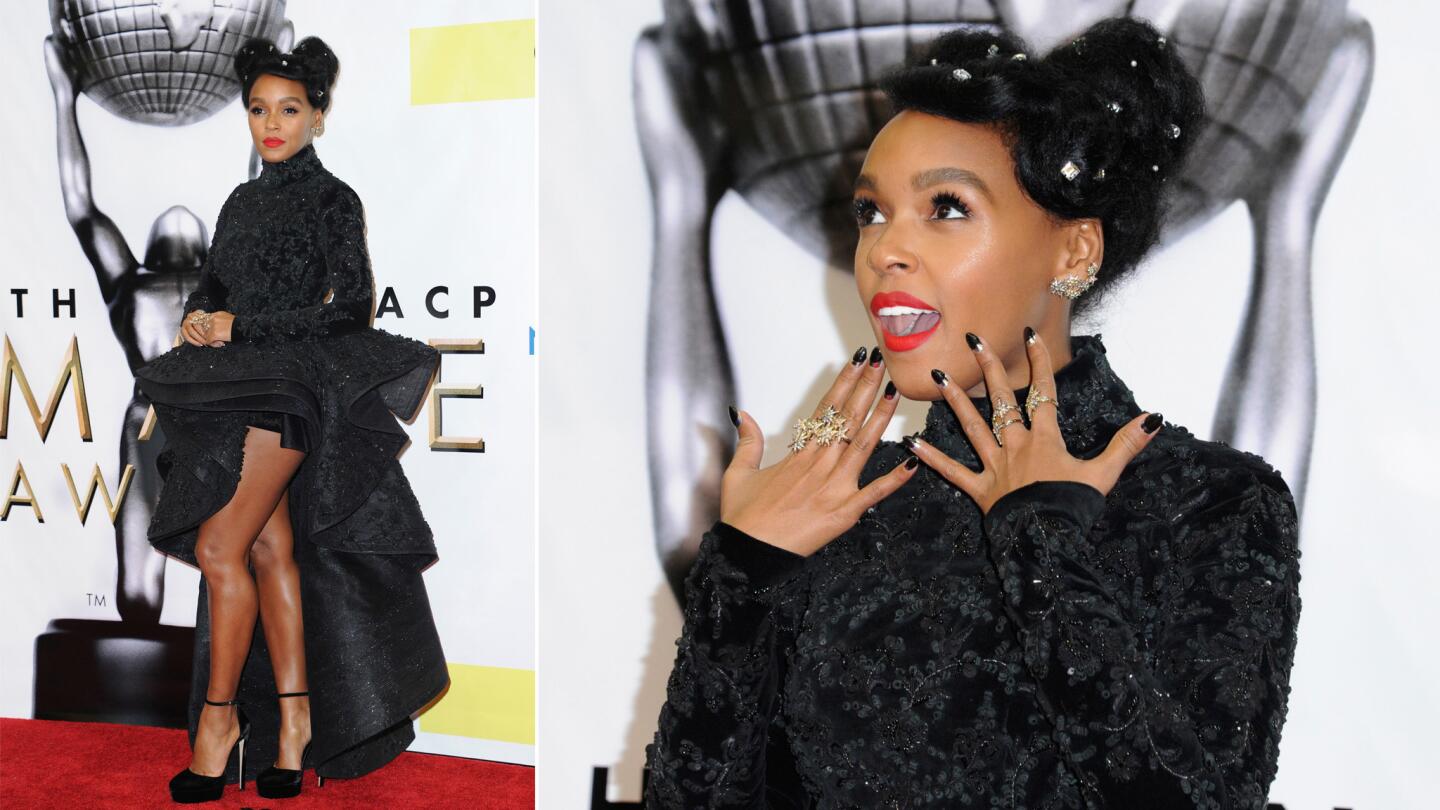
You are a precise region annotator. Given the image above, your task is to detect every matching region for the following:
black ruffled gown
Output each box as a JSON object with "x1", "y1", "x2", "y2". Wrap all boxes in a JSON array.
[
  {"x1": 134, "y1": 142, "x2": 448, "y2": 782},
  {"x1": 645, "y1": 334, "x2": 1302, "y2": 809}
]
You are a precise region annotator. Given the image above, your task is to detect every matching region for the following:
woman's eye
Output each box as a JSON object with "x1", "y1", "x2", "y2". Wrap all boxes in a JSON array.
[
  {"x1": 931, "y1": 192, "x2": 971, "y2": 221},
  {"x1": 284, "y1": 107, "x2": 298, "y2": 114},
  {"x1": 249, "y1": 106, "x2": 264, "y2": 115},
  {"x1": 852, "y1": 198, "x2": 886, "y2": 227}
]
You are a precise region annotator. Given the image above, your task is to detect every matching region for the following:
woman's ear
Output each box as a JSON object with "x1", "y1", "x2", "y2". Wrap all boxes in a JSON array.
[{"x1": 1055, "y1": 218, "x2": 1103, "y2": 280}]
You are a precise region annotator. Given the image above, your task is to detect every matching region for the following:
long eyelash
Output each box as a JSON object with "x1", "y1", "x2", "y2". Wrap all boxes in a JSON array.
[
  {"x1": 852, "y1": 197, "x2": 878, "y2": 225},
  {"x1": 931, "y1": 191, "x2": 971, "y2": 218}
]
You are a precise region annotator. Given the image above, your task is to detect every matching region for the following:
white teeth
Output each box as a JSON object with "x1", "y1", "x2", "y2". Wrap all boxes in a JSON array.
[{"x1": 876, "y1": 305, "x2": 937, "y2": 316}]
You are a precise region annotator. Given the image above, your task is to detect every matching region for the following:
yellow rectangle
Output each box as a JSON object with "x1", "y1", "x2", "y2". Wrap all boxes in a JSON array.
[
  {"x1": 410, "y1": 20, "x2": 536, "y2": 104},
  {"x1": 419, "y1": 663, "x2": 535, "y2": 745}
]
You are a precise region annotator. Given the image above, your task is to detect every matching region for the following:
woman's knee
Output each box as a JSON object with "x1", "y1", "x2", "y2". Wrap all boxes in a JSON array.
[
  {"x1": 196, "y1": 533, "x2": 249, "y2": 581},
  {"x1": 249, "y1": 529, "x2": 294, "y2": 574}
]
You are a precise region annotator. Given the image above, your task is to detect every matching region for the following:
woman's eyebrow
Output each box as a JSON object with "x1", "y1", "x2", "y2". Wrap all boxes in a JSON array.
[
  {"x1": 913, "y1": 167, "x2": 993, "y2": 202},
  {"x1": 851, "y1": 168, "x2": 995, "y2": 202}
]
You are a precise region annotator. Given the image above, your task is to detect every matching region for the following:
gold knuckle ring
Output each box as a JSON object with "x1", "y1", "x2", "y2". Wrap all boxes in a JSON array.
[
  {"x1": 991, "y1": 416, "x2": 1023, "y2": 446},
  {"x1": 1025, "y1": 388, "x2": 1057, "y2": 418}
]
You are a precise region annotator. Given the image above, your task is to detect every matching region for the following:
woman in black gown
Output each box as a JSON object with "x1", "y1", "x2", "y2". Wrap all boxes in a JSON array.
[
  {"x1": 134, "y1": 36, "x2": 448, "y2": 803},
  {"x1": 645, "y1": 18, "x2": 1301, "y2": 809}
]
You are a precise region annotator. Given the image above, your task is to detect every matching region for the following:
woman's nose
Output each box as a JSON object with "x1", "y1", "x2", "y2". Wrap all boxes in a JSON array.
[{"x1": 867, "y1": 224, "x2": 918, "y2": 276}]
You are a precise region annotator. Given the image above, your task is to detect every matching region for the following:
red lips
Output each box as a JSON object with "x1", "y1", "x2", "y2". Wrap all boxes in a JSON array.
[
  {"x1": 262, "y1": 137, "x2": 285, "y2": 147},
  {"x1": 870, "y1": 291, "x2": 942, "y2": 352}
]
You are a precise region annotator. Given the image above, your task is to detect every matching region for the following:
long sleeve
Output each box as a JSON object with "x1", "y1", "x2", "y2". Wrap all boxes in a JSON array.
[
  {"x1": 644, "y1": 521, "x2": 809, "y2": 808},
  {"x1": 181, "y1": 190, "x2": 239, "y2": 321},
  {"x1": 229, "y1": 185, "x2": 374, "y2": 343},
  {"x1": 983, "y1": 473, "x2": 1300, "y2": 809}
]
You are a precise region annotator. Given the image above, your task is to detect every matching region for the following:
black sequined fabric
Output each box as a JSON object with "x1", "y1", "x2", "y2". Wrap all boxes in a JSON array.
[
  {"x1": 133, "y1": 143, "x2": 448, "y2": 783},
  {"x1": 645, "y1": 334, "x2": 1301, "y2": 809}
]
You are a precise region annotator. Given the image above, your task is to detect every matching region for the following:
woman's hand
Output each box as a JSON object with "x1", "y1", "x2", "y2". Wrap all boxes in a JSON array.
[
  {"x1": 180, "y1": 310, "x2": 234, "y2": 348},
  {"x1": 907, "y1": 328, "x2": 1162, "y2": 515},
  {"x1": 721, "y1": 348, "x2": 921, "y2": 557}
]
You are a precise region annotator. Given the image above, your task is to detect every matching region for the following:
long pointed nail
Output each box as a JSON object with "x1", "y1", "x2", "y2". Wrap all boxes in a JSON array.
[
  {"x1": 903, "y1": 456, "x2": 919, "y2": 470},
  {"x1": 1142, "y1": 412, "x2": 1163, "y2": 433},
  {"x1": 931, "y1": 369, "x2": 948, "y2": 387},
  {"x1": 1024, "y1": 326, "x2": 1036, "y2": 344},
  {"x1": 868, "y1": 346, "x2": 884, "y2": 367},
  {"x1": 884, "y1": 381, "x2": 897, "y2": 399},
  {"x1": 728, "y1": 405, "x2": 740, "y2": 428},
  {"x1": 965, "y1": 332, "x2": 982, "y2": 351},
  {"x1": 851, "y1": 346, "x2": 868, "y2": 365},
  {"x1": 902, "y1": 434, "x2": 919, "y2": 450}
]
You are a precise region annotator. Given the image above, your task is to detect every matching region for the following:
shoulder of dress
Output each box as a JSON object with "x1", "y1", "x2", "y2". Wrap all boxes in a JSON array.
[{"x1": 1131, "y1": 423, "x2": 1298, "y2": 554}]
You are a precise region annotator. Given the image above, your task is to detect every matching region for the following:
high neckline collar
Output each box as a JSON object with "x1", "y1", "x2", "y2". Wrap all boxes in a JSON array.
[
  {"x1": 920, "y1": 333, "x2": 1143, "y2": 461},
  {"x1": 256, "y1": 142, "x2": 323, "y2": 188}
]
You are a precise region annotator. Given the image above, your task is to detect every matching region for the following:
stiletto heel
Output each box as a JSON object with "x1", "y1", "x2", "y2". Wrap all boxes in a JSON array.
[
  {"x1": 256, "y1": 690, "x2": 315, "y2": 799},
  {"x1": 168, "y1": 697, "x2": 250, "y2": 804}
]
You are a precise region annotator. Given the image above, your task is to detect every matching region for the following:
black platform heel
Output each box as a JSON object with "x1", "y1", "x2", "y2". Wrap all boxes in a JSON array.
[
  {"x1": 168, "y1": 697, "x2": 251, "y2": 804},
  {"x1": 256, "y1": 690, "x2": 323, "y2": 799}
]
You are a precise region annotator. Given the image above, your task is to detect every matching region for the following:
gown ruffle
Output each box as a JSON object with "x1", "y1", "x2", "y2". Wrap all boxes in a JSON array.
[{"x1": 134, "y1": 325, "x2": 449, "y2": 781}]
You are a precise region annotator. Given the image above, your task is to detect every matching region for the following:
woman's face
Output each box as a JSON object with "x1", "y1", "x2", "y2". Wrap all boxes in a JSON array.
[
  {"x1": 246, "y1": 73, "x2": 323, "y2": 162},
  {"x1": 852, "y1": 110, "x2": 1101, "y2": 401}
]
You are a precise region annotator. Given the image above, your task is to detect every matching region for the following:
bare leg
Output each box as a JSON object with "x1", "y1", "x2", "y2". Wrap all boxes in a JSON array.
[
  {"x1": 189, "y1": 426, "x2": 305, "y2": 777},
  {"x1": 251, "y1": 490, "x2": 312, "y2": 770}
]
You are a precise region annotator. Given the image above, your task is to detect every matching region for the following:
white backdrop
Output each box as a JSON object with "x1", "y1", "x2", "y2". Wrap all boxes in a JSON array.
[
  {"x1": 0, "y1": 0, "x2": 535, "y2": 766},
  {"x1": 538, "y1": 0, "x2": 1440, "y2": 806}
]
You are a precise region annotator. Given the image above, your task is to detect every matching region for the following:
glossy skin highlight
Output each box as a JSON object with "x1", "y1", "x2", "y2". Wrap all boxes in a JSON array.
[{"x1": 852, "y1": 110, "x2": 1104, "y2": 401}]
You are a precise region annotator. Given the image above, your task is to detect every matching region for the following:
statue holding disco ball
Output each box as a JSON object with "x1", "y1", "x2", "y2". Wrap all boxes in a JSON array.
[
  {"x1": 635, "y1": 0, "x2": 1375, "y2": 597},
  {"x1": 34, "y1": 0, "x2": 291, "y2": 728}
]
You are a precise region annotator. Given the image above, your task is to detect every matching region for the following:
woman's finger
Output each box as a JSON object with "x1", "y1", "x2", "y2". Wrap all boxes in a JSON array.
[
  {"x1": 829, "y1": 348, "x2": 886, "y2": 450},
  {"x1": 902, "y1": 433, "x2": 983, "y2": 501},
  {"x1": 181, "y1": 321, "x2": 202, "y2": 346},
  {"x1": 810, "y1": 346, "x2": 871, "y2": 422},
  {"x1": 832, "y1": 379, "x2": 900, "y2": 483},
  {"x1": 727, "y1": 406, "x2": 765, "y2": 472},
  {"x1": 1022, "y1": 327, "x2": 1061, "y2": 440},
  {"x1": 965, "y1": 331, "x2": 1026, "y2": 449},
  {"x1": 1092, "y1": 411, "x2": 1163, "y2": 492},
  {"x1": 929, "y1": 367, "x2": 1001, "y2": 468},
  {"x1": 845, "y1": 453, "x2": 920, "y2": 518}
]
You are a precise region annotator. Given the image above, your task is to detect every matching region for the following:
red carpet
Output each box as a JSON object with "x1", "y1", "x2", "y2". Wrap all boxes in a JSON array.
[{"x1": 0, "y1": 718, "x2": 533, "y2": 808}]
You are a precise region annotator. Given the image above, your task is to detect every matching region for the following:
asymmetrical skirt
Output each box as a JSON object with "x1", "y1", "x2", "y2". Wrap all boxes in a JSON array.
[{"x1": 133, "y1": 326, "x2": 449, "y2": 782}]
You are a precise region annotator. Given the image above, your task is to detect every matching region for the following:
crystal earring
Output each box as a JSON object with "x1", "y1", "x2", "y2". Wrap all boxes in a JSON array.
[{"x1": 1049, "y1": 262, "x2": 1099, "y2": 300}]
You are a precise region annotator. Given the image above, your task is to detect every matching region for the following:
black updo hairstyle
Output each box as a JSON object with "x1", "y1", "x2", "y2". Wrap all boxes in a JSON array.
[
  {"x1": 877, "y1": 17, "x2": 1205, "y2": 318},
  {"x1": 234, "y1": 35, "x2": 340, "y2": 113}
]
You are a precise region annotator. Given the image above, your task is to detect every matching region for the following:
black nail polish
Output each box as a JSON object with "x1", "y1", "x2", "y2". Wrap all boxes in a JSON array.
[
  {"x1": 1024, "y1": 325, "x2": 1035, "y2": 343},
  {"x1": 1142, "y1": 412, "x2": 1163, "y2": 433},
  {"x1": 931, "y1": 369, "x2": 948, "y2": 387},
  {"x1": 904, "y1": 455, "x2": 919, "y2": 470},
  {"x1": 884, "y1": 381, "x2": 897, "y2": 399},
  {"x1": 902, "y1": 434, "x2": 918, "y2": 450},
  {"x1": 728, "y1": 405, "x2": 741, "y2": 428},
  {"x1": 965, "y1": 332, "x2": 982, "y2": 351},
  {"x1": 851, "y1": 346, "x2": 868, "y2": 365},
  {"x1": 868, "y1": 346, "x2": 884, "y2": 366}
]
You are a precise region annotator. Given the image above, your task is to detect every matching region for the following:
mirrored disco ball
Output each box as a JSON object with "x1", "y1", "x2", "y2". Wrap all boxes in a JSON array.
[
  {"x1": 669, "y1": 0, "x2": 1350, "y2": 264},
  {"x1": 50, "y1": 0, "x2": 289, "y2": 126}
]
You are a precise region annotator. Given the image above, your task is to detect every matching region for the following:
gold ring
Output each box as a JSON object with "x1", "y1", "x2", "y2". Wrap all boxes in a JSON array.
[
  {"x1": 1025, "y1": 388, "x2": 1057, "y2": 418},
  {"x1": 992, "y1": 416, "x2": 1023, "y2": 446}
]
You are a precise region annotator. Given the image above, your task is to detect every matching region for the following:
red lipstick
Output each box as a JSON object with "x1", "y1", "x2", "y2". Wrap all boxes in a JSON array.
[
  {"x1": 870, "y1": 291, "x2": 942, "y2": 352},
  {"x1": 262, "y1": 137, "x2": 285, "y2": 148}
]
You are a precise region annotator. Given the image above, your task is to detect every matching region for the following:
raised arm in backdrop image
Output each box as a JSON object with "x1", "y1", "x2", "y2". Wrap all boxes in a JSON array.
[
  {"x1": 541, "y1": 0, "x2": 1437, "y2": 808},
  {"x1": 1, "y1": 2, "x2": 534, "y2": 807}
]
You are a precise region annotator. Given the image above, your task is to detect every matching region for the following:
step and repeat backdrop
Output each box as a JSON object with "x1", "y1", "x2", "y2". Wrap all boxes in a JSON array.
[
  {"x1": 1, "y1": 0, "x2": 535, "y2": 765},
  {"x1": 539, "y1": 0, "x2": 1438, "y2": 807}
]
